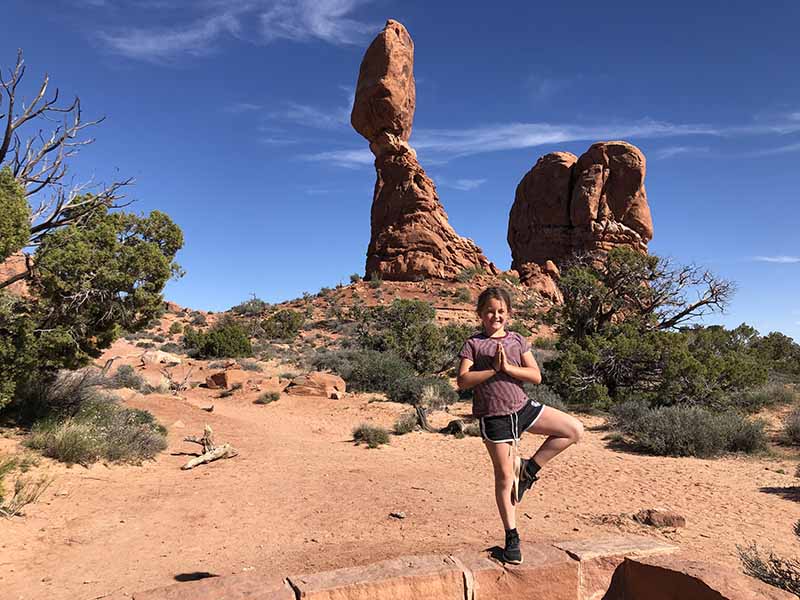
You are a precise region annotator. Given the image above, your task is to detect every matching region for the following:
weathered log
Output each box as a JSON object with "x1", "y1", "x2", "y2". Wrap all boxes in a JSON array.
[
  {"x1": 414, "y1": 405, "x2": 435, "y2": 433},
  {"x1": 181, "y1": 444, "x2": 238, "y2": 470}
]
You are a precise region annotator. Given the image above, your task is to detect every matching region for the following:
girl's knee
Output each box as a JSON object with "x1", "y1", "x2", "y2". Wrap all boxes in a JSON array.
[{"x1": 568, "y1": 419, "x2": 584, "y2": 444}]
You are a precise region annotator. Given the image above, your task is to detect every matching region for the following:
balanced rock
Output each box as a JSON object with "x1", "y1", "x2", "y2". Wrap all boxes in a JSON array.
[
  {"x1": 509, "y1": 141, "x2": 653, "y2": 292},
  {"x1": 353, "y1": 20, "x2": 496, "y2": 281}
]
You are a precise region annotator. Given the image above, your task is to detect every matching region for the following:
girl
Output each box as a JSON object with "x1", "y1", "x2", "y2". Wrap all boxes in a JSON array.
[{"x1": 457, "y1": 286, "x2": 583, "y2": 565}]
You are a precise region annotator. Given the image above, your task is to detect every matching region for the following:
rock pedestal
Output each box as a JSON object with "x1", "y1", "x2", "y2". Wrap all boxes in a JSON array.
[{"x1": 352, "y1": 20, "x2": 496, "y2": 281}]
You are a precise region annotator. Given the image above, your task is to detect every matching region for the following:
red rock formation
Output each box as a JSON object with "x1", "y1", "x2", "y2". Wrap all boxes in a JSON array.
[
  {"x1": 0, "y1": 252, "x2": 30, "y2": 297},
  {"x1": 508, "y1": 141, "x2": 653, "y2": 290},
  {"x1": 352, "y1": 20, "x2": 496, "y2": 281}
]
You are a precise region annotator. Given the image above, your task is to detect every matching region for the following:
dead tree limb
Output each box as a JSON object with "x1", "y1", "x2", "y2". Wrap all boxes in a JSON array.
[
  {"x1": 415, "y1": 405, "x2": 435, "y2": 433},
  {"x1": 181, "y1": 425, "x2": 238, "y2": 470}
]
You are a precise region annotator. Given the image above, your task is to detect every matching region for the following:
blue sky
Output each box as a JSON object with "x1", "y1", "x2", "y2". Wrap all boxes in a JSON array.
[{"x1": 2, "y1": 0, "x2": 799, "y2": 340}]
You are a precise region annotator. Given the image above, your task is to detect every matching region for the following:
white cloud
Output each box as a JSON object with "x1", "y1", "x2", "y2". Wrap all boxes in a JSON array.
[
  {"x1": 97, "y1": 0, "x2": 378, "y2": 61},
  {"x1": 301, "y1": 148, "x2": 372, "y2": 168},
  {"x1": 438, "y1": 177, "x2": 487, "y2": 191},
  {"x1": 225, "y1": 102, "x2": 262, "y2": 113},
  {"x1": 752, "y1": 256, "x2": 800, "y2": 264},
  {"x1": 98, "y1": 13, "x2": 240, "y2": 61},
  {"x1": 275, "y1": 101, "x2": 350, "y2": 130},
  {"x1": 744, "y1": 141, "x2": 800, "y2": 157},
  {"x1": 653, "y1": 145, "x2": 710, "y2": 159}
]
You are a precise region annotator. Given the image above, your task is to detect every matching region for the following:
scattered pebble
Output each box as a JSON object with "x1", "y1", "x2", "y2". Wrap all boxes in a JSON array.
[{"x1": 390, "y1": 511, "x2": 406, "y2": 519}]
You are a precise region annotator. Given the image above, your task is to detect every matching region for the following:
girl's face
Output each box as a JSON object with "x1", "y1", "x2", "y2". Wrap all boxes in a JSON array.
[{"x1": 479, "y1": 297, "x2": 509, "y2": 336}]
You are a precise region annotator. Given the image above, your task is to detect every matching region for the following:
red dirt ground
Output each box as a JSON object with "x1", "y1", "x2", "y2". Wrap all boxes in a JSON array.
[{"x1": 1, "y1": 337, "x2": 798, "y2": 600}]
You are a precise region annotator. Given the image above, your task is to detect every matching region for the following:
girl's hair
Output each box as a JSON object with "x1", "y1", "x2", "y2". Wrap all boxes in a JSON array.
[{"x1": 476, "y1": 287, "x2": 513, "y2": 314}]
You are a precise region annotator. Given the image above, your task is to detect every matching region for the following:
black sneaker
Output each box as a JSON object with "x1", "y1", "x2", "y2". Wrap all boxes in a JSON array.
[
  {"x1": 516, "y1": 458, "x2": 539, "y2": 503},
  {"x1": 502, "y1": 529, "x2": 523, "y2": 564}
]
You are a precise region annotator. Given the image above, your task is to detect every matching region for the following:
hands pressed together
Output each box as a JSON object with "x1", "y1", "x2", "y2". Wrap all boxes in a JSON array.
[{"x1": 492, "y1": 341, "x2": 508, "y2": 373}]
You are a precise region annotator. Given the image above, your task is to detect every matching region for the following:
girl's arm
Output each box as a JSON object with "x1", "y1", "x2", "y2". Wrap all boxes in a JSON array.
[
  {"x1": 502, "y1": 350, "x2": 542, "y2": 384},
  {"x1": 456, "y1": 357, "x2": 497, "y2": 390}
]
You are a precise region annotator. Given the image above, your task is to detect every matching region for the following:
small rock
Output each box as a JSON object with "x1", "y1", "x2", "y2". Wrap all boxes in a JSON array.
[
  {"x1": 389, "y1": 511, "x2": 406, "y2": 519},
  {"x1": 633, "y1": 508, "x2": 686, "y2": 528},
  {"x1": 171, "y1": 420, "x2": 185, "y2": 429}
]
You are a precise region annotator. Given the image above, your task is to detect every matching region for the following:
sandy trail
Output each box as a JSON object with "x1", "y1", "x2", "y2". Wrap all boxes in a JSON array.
[{"x1": 1, "y1": 384, "x2": 798, "y2": 600}]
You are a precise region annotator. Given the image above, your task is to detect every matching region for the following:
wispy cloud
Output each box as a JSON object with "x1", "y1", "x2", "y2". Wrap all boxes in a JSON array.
[
  {"x1": 438, "y1": 177, "x2": 488, "y2": 191},
  {"x1": 225, "y1": 101, "x2": 262, "y2": 114},
  {"x1": 653, "y1": 145, "x2": 710, "y2": 159},
  {"x1": 98, "y1": 13, "x2": 240, "y2": 61},
  {"x1": 744, "y1": 141, "x2": 800, "y2": 157},
  {"x1": 301, "y1": 148, "x2": 372, "y2": 168},
  {"x1": 273, "y1": 101, "x2": 350, "y2": 130},
  {"x1": 96, "y1": 0, "x2": 378, "y2": 61},
  {"x1": 752, "y1": 256, "x2": 800, "y2": 264}
]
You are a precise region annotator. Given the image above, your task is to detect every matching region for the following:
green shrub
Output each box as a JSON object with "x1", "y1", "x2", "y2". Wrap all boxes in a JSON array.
[
  {"x1": 183, "y1": 322, "x2": 252, "y2": 358},
  {"x1": 350, "y1": 273, "x2": 362, "y2": 283},
  {"x1": 454, "y1": 287, "x2": 472, "y2": 303},
  {"x1": 731, "y1": 383, "x2": 797, "y2": 413},
  {"x1": 456, "y1": 267, "x2": 485, "y2": 283},
  {"x1": 523, "y1": 383, "x2": 568, "y2": 412},
  {"x1": 109, "y1": 365, "x2": 145, "y2": 391},
  {"x1": 312, "y1": 349, "x2": 414, "y2": 394},
  {"x1": 463, "y1": 422, "x2": 481, "y2": 437},
  {"x1": 738, "y1": 541, "x2": 800, "y2": 597},
  {"x1": 394, "y1": 412, "x2": 417, "y2": 435},
  {"x1": 499, "y1": 272, "x2": 520, "y2": 286},
  {"x1": 255, "y1": 391, "x2": 280, "y2": 404},
  {"x1": 168, "y1": 321, "x2": 183, "y2": 335},
  {"x1": 26, "y1": 398, "x2": 166, "y2": 465},
  {"x1": 160, "y1": 342, "x2": 182, "y2": 354},
  {"x1": 0, "y1": 167, "x2": 30, "y2": 260},
  {"x1": 152, "y1": 334, "x2": 166, "y2": 343},
  {"x1": 532, "y1": 336, "x2": 557, "y2": 349},
  {"x1": 352, "y1": 424, "x2": 390, "y2": 448},
  {"x1": 369, "y1": 274, "x2": 383, "y2": 288},
  {"x1": 387, "y1": 375, "x2": 457, "y2": 408},
  {"x1": 190, "y1": 312, "x2": 208, "y2": 326},
  {"x1": 783, "y1": 408, "x2": 800, "y2": 445},
  {"x1": 231, "y1": 296, "x2": 269, "y2": 317},
  {"x1": 237, "y1": 359, "x2": 263, "y2": 372},
  {"x1": 610, "y1": 403, "x2": 766, "y2": 457},
  {"x1": 262, "y1": 309, "x2": 305, "y2": 341},
  {"x1": 508, "y1": 321, "x2": 532, "y2": 337}
]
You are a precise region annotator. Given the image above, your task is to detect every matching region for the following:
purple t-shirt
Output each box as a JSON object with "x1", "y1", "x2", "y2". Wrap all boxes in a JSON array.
[{"x1": 458, "y1": 331, "x2": 532, "y2": 418}]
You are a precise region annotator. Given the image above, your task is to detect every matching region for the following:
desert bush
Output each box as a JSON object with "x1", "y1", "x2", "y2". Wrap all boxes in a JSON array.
[
  {"x1": 108, "y1": 365, "x2": 146, "y2": 391},
  {"x1": 387, "y1": 375, "x2": 457, "y2": 408},
  {"x1": 454, "y1": 287, "x2": 472, "y2": 303},
  {"x1": 261, "y1": 309, "x2": 304, "y2": 341},
  {"x1": 738, "y1": 542, "x2": 800, "y2": 597},
  {"x1": 183, "y1": 322, "x2": 252, "y2": 358},
  {"x1": 456, "y1": 267, "x2": 485, "y2": 283},
  {"x1": 350, "y1": 273, "x2": 362, "y2": 283},
  {"x1": 352, "y1": 424, "x2": 390, "y2": 448},
  {"x1": 169, "y1": 321, "x2": 184, "y2": 335},
  {"x1": 463, "y1": 422, "x2": 481, "y2": 437},
  {"x1": 394, "y1": 412, "x2": 417, "y2": 435},
  {"x1": 190, "y1": 312, "x2": 208, "y2": 326},
  {"x1": 731, "y1": 383, "x2": 797, "y2": 413},
  {"x1": 152, "y1": 334, "x2": 166, "y2": 343},
  {"x1": 783, "y1": 408, "x2": 800, "y2": 445},
  {"x1": 26, "y1": 397, "x2": 166, "y2": 465},
  {"x1": 508, "y1": 321, "x2": 532, "y2": 337},
  {"x1": 231, "y1": 295, "x2": 269, "y2": 317},
  {"x1": 135, "y1": 341, "x2": 155, "y2": 349},
  {"x1": 13, "y1": 370, "x2": 111, "y2": 423},
  {"x1": 159, "y1": 342, "x2": 182, "y2": 354},
  {"x1": 523, "y1": 383, "x2": 568, "y2": 412},
  {"x1": 499, "y1": 272, "x2": 520, "y2": 286},
  {"x1": 312, "y1": 349, "x2": 414, "y2": 394},
  {"x1": 609, "y1": 403, "x2": 766, "y2": 457},
  {"x1": 255, "y1": 391, "x2": 280, "y2": 404},
  {"x1": 532, "y1": 336, "x2": 557, "y2": 349},
  {"x1": 0, "y1": 455, "x2": 51, "y2": 518},
  {"x1": 237, "y1": 359, "x2": 263, "y2": 372},
  {"x1": 369, "y1": 274, "x2": 383, "y2": 288}
]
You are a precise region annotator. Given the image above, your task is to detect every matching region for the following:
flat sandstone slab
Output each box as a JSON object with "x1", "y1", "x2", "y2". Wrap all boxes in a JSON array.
[
  {"x1": 553, "y1": 535, "x2": 678, "y2": 600},
  {"x1": 454, "y1": 543, "x2": 579, "y2": 600},
  {"x1": 288, "y1": 554, "x2": 465, "y2": 600}
]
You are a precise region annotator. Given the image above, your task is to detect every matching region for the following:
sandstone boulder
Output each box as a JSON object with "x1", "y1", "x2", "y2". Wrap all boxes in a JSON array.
[
  {"x1": 205, "y1": 369, "x2": 249, "y2": 390},
  {"x1": 0, "y1": 252, "x2": 30, "y2": 297},
  {"x1": 633, "y1": 508, "x2": 686, "y2": 528},
  {"x1": 286, "y1": 372, "x2": 346, "y2": 399},
  {"x1": 353, "y1": 20, "x2": 496, "y2": 281},
  {"x1": 509, "y1": 141, "x2": 653, "y2": 291}
]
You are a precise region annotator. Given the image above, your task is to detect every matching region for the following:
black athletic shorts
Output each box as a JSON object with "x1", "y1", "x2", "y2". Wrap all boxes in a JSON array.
[{"x1": 479, "y1": 399, "x2": 545, "y2": 444}]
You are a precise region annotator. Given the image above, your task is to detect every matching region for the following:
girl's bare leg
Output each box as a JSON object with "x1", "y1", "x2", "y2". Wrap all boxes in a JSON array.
[
  {"x1": 527, "y1": 406, "x2": 583, "y2": 467},
  {"x1": 484, "y1": 441, "x2": 516, "y2": 530}
]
